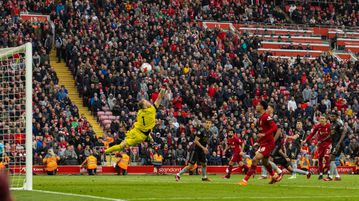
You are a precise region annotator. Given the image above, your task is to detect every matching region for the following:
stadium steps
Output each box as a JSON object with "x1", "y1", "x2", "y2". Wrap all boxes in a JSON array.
[{"x1": 49, "y1": 50, "x2": 104, "y2": 137}]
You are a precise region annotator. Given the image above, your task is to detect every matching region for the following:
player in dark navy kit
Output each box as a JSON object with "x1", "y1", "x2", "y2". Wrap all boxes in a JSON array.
[
  {"x1": 324, "y1": 112, "x2": 347, "y2": 181},
  {"x1": 270, "y1": 126, "x2": 312, "y2": 180},
  {"x1": 176, "y1": 120, "x2": 212, "y2": 181},
  {"x1": 265, "y1": 105, "x2": 311, "y2": 183},
  {"x1": 286, "y1": 121, "x2": 307, "y2": 179}
]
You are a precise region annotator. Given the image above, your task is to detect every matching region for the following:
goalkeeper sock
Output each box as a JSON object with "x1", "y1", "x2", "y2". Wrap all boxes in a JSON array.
[
  {"x1": 270, "y1": 161, "x2": 282, "y2": 174},
  {"x1": 105, "y1": 143, "x2": 124, "y2": 154},
  {"x1": 178, "y1": 166, "x2": 188, "y2": 176},
  {"x1": 292, "y1": 161, "x2": 297, "y2": 176},
  {"x1": 293, "y1": 168, "x2": 308, "y2": 175},
  {"x1": 202, "y1": 166, "x2": 207, "y2": 179}
]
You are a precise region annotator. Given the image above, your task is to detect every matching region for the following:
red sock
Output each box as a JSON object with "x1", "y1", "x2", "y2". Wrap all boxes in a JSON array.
[
  {"x1": 318, "y1": 157, "x2": 323, "y2": 174},
  {"x1": 265, "y1": 164, "x2": 275, "y2": 176},
  {"x1": 244, "y1": 165, "x2": 257, "y2": 181},
  {"x1": 242, "y1": 165, "x2": 249, "y2": 173},
  {"x1": 228, "y1": 165, "x2": 233, "y2": 175},
  {"x1": 324, "y1": 156, "x2": 330, "y2": 173}
]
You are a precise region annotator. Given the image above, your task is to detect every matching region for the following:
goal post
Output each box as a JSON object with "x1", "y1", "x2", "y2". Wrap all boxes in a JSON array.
[
  {"x1": 25, "y1": 42, "x2": 33, "y2": 191},
  {"x1": 0, "y1": 42, "x2": 32, "y2": 190}
]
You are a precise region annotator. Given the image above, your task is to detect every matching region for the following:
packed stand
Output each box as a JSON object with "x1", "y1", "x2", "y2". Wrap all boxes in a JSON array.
[
  {"x1": 46, "y1": 0, "x2": 359, "y2": 170},
  {"x1": 0, "y1": 1, "x2": 102, "y2": 166},
  {"x1": 284, "y1": 1, "x2": 359, "y2": 26}
]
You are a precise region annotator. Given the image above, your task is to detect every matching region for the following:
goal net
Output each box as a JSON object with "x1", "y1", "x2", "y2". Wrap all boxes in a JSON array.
[{"x1": 0, "y1": 43, "x2": 32, "y2": 190}]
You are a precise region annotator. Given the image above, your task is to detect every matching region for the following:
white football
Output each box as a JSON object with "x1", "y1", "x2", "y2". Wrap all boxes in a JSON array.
[{"x1": 140, "y1": 63, "x2": 152, "y2": 73}]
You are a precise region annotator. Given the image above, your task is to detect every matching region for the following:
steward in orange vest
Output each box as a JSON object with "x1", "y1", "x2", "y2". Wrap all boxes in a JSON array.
[
  {"x1": 43, "y1": 149, "x2": 60, "y2": 175},
  {"x1": 81, "y1": 152, "x2": 98, "y2": 175},
  {"x1": 115, "y1": 152, "x2": 130, "y2": 175}
]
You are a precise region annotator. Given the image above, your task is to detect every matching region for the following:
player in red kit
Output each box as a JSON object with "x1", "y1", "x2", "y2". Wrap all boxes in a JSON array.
[
  {"x1": 223, "y1": 129, "x2": 249, "y2": 179},
  {"x1": 302, "y1": 115, "x2": 331, "y2": 180},
  {"x1": 239, "y1": 101, "x2": 279, "y2": 186}
]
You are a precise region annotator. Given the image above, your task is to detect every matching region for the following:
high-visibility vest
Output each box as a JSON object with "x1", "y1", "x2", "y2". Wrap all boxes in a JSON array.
[
  {"x1": 43, "y1": 156, "x2": 60, "y2": 171},
  {"x1": 0, "y1": 162, "x2": 5, "y2": 169},
  {"x1": 189, "y1": 163, "x2": 197, "y2": 171},
  {"x1": 87, "y1": 156, "x2": 97, "y2": 169},
  {"x1": 300, "y1": 157, "x2": 310, "y2": 170},
  {"x1": 154, "y1": 154, "x2": 163, "y2": 162},
  {"x1": 119, "y1": 154, "x2": 130, "y2": 170}
]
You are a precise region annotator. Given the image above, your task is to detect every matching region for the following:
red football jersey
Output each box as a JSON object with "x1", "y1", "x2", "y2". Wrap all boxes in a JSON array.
[
  {"x1": 257, "y1": 112, "x2": 277, "y2": 146},
  {"x1": 306, "y1": 123, "x2": 332, "y2": 144},
  {"x1": 227, "y1": 134, "x2": 243, "y2": 153}
]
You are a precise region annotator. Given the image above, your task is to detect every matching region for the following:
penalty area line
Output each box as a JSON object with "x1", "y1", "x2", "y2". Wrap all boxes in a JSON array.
[
  {"x1": 128, "y1": 195, "x2": 359, "y2": 200},
  {"x1": 32, "y1": 189, "x2": 127, "y2": 201}
]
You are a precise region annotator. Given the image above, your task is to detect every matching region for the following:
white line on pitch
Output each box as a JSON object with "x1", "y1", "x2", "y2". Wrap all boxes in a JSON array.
[
  {"x1": 273, "y1": 184, "x2": 359, "y2": 190},
  {"x1": 32, "y1": 189, "x2": 126, "y2": 201},
  {"x1": 128, "y1": 195, "x2": 359, "y2": 200}
]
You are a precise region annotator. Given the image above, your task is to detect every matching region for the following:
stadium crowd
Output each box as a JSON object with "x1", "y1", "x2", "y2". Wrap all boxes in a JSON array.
[
  {"x1": 0, "y1": 0, "x2": 358, "y2": 171},
  {"x1": 285, "y1": 1, "x2": 359, "y2": 26},
  {"x1": 0, "y1": 2, "x2": 102, "y2": 166}
]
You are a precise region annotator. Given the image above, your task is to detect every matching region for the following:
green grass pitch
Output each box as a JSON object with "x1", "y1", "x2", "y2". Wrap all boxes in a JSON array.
[{"x1": 13, "y1": 174, "x2": 359, "y2": 201}]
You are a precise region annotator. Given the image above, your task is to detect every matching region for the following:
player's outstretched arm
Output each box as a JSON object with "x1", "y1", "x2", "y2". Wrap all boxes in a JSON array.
[
  {"x1": 287, "y1": 134, "x2": 299, "y2": 140},
  {"x1": 303, "y1": 126, "x2": 318, "y2": 145},
  {"x1": 146, "y1": 134, "x2": 154, "y2": 144},
  {"x1": 80, "y1": 158, "x2": 88, "y2": 168},
  {"x1": 154, "y1": 88, "x2": 167, "y2": 109}
]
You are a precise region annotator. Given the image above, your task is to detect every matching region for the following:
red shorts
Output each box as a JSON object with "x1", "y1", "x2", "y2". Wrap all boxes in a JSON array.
[
  {"x1": 258, "y1": 143, "x2": 274, "y2": 157},
  {"x1": 318, "y1": 143, "x2": 331, "y2": 158},
  {"x1": 230, "y1": 152, "x2": 243, "y2": 163}
]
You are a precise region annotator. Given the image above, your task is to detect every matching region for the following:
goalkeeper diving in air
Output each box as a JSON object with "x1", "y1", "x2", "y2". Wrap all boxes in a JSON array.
[{"x1": 105, "y1": 87, "x2": 167, "y2": 154}]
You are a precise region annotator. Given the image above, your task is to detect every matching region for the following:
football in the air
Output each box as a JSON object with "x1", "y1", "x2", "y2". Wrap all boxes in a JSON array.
[{"x1": 140, "y1": 63, "x2": 152, "y2": 74}]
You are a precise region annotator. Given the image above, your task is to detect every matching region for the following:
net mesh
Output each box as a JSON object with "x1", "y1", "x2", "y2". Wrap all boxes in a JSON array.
[{"x1": 0, "y1": 50, "x2": 27, "y2": 189}]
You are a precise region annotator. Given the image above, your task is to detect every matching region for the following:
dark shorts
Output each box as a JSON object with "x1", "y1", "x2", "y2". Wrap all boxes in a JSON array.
[
  {"x1": 331, "y1": 142, "x2": 343, "y2": 157},
  {"x1": 189, "y1": 149, "x2": 206, "y2": 165},
  {"x1": 270, "y1": 144, "x2": 281, "y2": 158},
  {"x1": 273, "y1": 156, "x2": 291, "y2": 169},
  {"x1": 289, "y1": 145, "x2": 301, "y2": 160}
]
